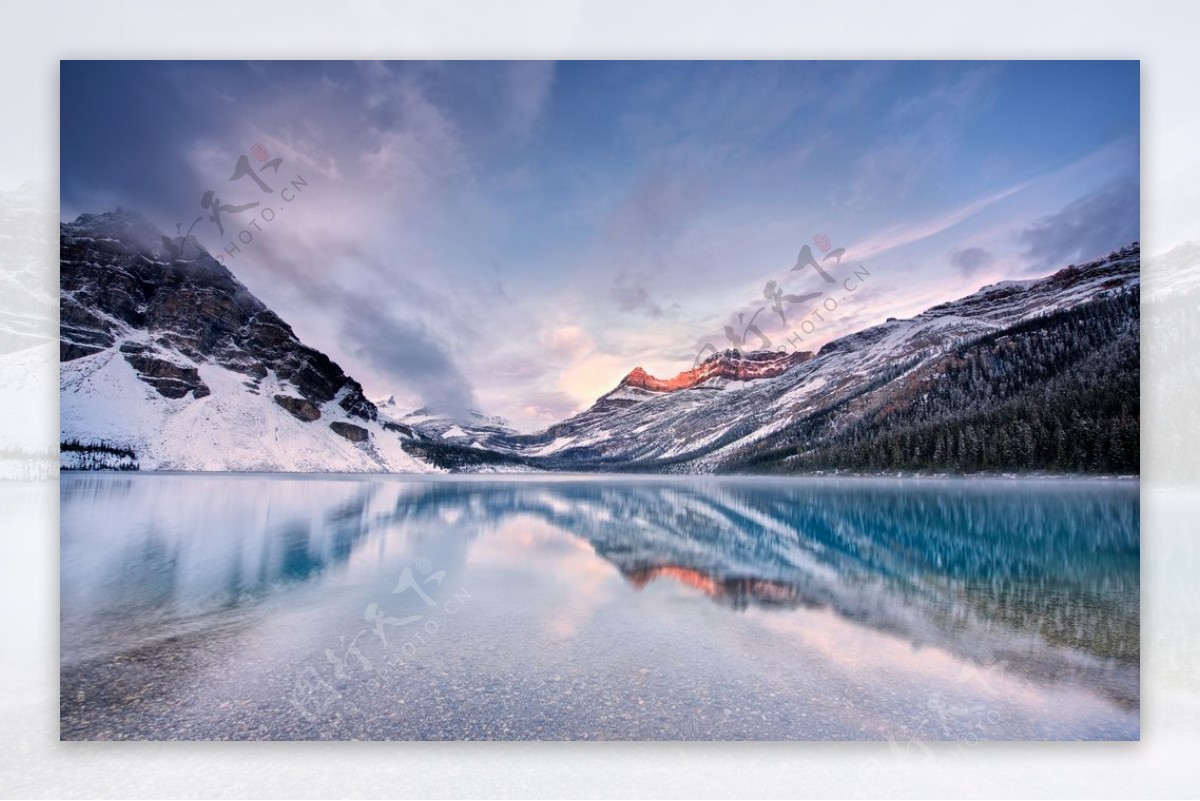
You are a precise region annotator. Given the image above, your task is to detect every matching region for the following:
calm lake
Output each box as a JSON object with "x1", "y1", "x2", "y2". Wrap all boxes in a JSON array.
[{"x1": 59, "y1": 473, "x2": 1139, "y2": 740}]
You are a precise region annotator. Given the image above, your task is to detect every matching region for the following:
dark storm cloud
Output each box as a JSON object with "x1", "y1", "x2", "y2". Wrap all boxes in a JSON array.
[
  {"x1": 339, "y1": 292, "x2": 476, "y2": 420},
  {"x1": 247, "y1": 233, "x2": 479, "y2": 422},
  {"x1": 1018, "y1": 180, "x2": 1140, "y2": 273},
  {"x1": 950, "y1": 246, "x2": 995, "y2": 276}
]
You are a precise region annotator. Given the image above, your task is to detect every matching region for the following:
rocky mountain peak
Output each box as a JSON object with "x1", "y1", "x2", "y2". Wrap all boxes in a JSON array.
[
  {"x1": 513, "y1": 244, "x2": 1140, "y2": 473},
  {"x1": 60, "y1": 208, "x2": 377, "y2": 420},
  {"x1": 619, "y1": 349, "x2": 813, "y2": 393}
]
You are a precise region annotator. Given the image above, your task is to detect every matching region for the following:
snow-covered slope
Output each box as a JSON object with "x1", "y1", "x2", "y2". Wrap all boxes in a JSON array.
[
  {"x1": 60, "y1": 209, "x2": 438, "y2": 473},
  {"x1": 0, "y1": 183, "x2": 57, "y2": 478},
  {"x1": 59, "y1": 208, "x2": 1139, "y2": 475},
  {"x1": 62, "y1": 347, "x2": 433, "y2": 471},
  {"x1": 503, "y1": 244, "x2": 1140, "y2": 472},
  {"x1": 0, "y1": 182, "x2": 56, "y2": 352},
  {"x1": 374, "y1": 398, "x2": 521, "y2": 451}
]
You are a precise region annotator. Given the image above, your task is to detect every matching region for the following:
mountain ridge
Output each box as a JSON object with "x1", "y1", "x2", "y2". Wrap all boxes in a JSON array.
[
  {"x1": 59, "y1": 209, "x2": 436, "y2": 472},
  {"x1": 407, "y1": 242, "x2": 1139, "y2": 474},
  {"x1": 59, "y1": 206, "x2": 1139, "y2": 476},
  {"x1": 619, "y1": 350, "x2": 814, "y2": 393}
]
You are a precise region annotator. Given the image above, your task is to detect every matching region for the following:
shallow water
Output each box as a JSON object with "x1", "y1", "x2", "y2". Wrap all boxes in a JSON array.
[{"x1": 59, "y1": 473, "x2": 1139, "y2": 740}]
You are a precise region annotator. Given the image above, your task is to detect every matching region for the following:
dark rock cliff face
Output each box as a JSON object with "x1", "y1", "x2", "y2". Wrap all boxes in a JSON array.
[
  {"x1": 121, "y1": 344, "x2": 210, "y2": 399},
  {"x1": 60, "y1": 209, "x2": 377, "y2": 419},
  {"x1": 274, "y1": 394, "x2": 322, "y2": 422},
  {"x1": 330, "y1": 421, "x2": 369, "y2": 442}
]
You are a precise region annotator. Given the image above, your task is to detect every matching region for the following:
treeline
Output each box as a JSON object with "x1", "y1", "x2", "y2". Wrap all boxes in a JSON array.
[
  {"x1": 400, "y1": 439, "x2": 538, "y2": 471},
  {"x1": 729, "y1": 289, "x2": 1139, "y2": 475},
  {"x1": 60, "y1": 439, "x2": 139, "y2": 471}
]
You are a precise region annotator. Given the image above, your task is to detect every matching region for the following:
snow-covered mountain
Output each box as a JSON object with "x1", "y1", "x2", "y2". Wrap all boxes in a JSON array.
[
  {"x1": 59, "y1": 209, "x2": 436, "y2": 472},
  {"x1": 0, "y1": 182, "x2": 56, "y2": 353},
  {"x1": 368, "y1": 396, "x2": 539, "y2": 472},
  {"x1": 372, "y1": 396, "x2": 517, "y2": 449},
  {"x1": 60, "y1": 209, "x2": 1139, "y2": 475},
  {"x1": 0, "y1": 182, "x2": 57, "y2": 479},
  {"x1": 442, "y1": 243, "x2": 1138, "y2": 474}
]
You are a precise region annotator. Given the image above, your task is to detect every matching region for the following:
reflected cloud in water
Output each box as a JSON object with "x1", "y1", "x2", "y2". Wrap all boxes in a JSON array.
[{"x1": 60, "y1": 473, "x2": 1139, "y2": 739}]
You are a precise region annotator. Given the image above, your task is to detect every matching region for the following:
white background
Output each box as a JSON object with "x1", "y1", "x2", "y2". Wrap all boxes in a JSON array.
[{"x1": 2, "y1": 1, "x2": 1198, "y2": 797}]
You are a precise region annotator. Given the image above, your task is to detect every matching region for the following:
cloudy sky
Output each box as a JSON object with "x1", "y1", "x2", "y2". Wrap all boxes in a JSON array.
[{"x1": 61, "y1": 60, "x2": 1139, "y2": 430}]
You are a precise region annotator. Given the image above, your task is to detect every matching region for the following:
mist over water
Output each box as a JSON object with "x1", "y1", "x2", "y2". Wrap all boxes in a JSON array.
[{"x1": 60, "y1": 473, "x2": 1139, "y2": 740}]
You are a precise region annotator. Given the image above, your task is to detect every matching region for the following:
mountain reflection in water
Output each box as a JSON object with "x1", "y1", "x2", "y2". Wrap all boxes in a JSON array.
[{"x1": 60, "y1": 473, "x2": 1139, "y2": 740}]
